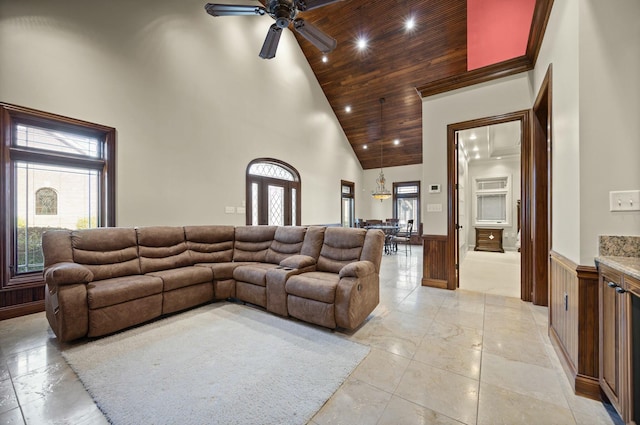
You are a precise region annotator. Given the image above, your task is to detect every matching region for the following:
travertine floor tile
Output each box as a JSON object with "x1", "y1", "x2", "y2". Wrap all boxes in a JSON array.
[
  {"x1": 349, "y1": 348, "x2": 411, "y2": 394},
  {"x1": 395, "y1": 360, "x2": 479, "y2": 425},
  {"x1": 481, "y1": 351, "x2": 569, "y2": 409},
  {"x1": 377, "y1": 395, "x2": 464, "y2": 425},
  {"x1": 0, "y1": 407, "x2": 24, "y2": 425},
  {"x1": 425, "y1": 320, "x2": 484, "y2": 351},
  {"x1": 477, "y1": 381, "x2": 576, "y2": 425},
  {"x1": 413, "y1": 337, "x2": 482, "y2": 380},
  {"x1": 0, "y1": 379, "x2": 19, "y2": 415},
  {"x1": 312, "y1": 378, "x2": 392, "y2": 425}
]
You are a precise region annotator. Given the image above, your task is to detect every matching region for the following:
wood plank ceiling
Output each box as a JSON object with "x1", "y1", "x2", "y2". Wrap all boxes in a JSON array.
[{"x1": 289, "y1": 0, "x2": 552, "y2": 170}]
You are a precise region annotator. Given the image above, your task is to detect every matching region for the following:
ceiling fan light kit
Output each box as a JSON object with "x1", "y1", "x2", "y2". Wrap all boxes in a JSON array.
[{"x1": 205, "y1": 0, "x2": 340, "y2": 59}]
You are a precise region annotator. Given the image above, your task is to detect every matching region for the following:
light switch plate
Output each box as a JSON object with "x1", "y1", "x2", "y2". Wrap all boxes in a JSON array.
[
  {"x1": 426, "y1": 203, "x2": 442, "y2": 212},
  {"x1": 610, "y1": 190, "x2": 640, "y2": 211}
]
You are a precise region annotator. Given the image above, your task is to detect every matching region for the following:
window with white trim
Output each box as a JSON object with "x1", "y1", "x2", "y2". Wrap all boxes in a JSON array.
[{"x1": 474, "y1": 176, "x2": 511, "y2": 226}]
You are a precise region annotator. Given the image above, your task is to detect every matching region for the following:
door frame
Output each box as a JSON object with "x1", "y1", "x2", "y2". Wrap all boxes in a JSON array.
[{"x1": 446, "y1": 110, "x2": 531, "y2": 299}]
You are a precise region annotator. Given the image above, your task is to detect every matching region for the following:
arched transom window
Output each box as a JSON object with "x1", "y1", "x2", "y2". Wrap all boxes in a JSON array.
[
  {"x1": 35, "y1": 187, "x2": 58, "y2": 215},
  {"x1": 246, "y1": 159, "x2": 301, "y2": 226}
]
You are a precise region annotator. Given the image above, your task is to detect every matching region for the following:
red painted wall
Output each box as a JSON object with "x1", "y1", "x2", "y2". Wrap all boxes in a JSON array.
[{"x1": 467, "y1": 0, "x2": 536, "y2": 70}]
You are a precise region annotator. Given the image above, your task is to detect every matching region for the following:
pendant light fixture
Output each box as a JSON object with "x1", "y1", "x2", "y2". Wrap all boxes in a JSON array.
[{"x1": 372, "y1": 97, "x2": 392, "y2": 201}]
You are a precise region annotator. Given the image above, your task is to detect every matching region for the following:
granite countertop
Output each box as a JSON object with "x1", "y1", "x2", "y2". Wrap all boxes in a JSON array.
[{"x1": 596, "y1": 256, "x2": 640, "y2": 281}]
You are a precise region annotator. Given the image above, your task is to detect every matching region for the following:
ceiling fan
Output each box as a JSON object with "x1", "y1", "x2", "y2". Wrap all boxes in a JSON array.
[{"x1": 205, "y1": 0, "x2": 341, "y2": 59}]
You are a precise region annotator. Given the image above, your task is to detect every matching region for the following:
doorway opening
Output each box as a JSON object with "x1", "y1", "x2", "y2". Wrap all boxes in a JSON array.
[
  {"x1": 447, "y1": 110, "x2": 532, "y2": 301},
  {"x1": 456, "y1": 121, "x2": 522, "y2": 298}
]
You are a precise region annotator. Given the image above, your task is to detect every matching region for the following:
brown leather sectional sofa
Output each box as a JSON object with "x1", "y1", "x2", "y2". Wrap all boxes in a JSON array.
[{"x1": 42, "y1": 225, "x2": 385, "y2": 342}]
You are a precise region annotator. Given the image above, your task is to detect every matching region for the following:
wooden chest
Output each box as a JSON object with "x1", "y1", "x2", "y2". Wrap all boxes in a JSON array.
[{"x1": 474, "y1": 228, "x2": 504, "y2": 253}]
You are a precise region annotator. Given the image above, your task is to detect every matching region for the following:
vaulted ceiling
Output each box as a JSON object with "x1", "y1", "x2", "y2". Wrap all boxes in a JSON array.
[{"x1": 288, "y1": 0, "x2": 553, "y2": 170}]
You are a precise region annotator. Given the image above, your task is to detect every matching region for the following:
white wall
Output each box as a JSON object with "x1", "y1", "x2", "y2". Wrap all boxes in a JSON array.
[
  {"x1": 0, "y1": 0, "x2": 363, "y2": 227},
  {"x1": 531, "y1": 0, "x2": 640, "y2": 264},
  {"x1": 578, "y1": 0, "x2": 640, "y2": 263},
  {"x1": 422, "y1": 73, "x2": 532, "y2": 235},
  {"x1": 362, "y1": 164, "x2": 423, "y2": 221},
  {"x1": 468, "y1": 157, "x2": 522, "y2": 249}
]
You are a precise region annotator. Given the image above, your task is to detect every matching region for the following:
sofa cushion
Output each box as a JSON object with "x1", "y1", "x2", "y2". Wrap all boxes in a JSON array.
[
  {"x1": 233, "y1": 263, "x2": 280, "y2": 286},
  {"x1": 286, "y1": 272, "x2": 339, "y2": 304},
  {"x1": 72, "y1": 228, "x2": 141, "y2": 280},
  {"x1": 87, "y1": 275, "x2": 164, "y2": 309},
  {"x1": 146, "y1": 266, "x2": 213, "y2": 292},
  {"x1": 137, "y1": 226, "x2": 191, "y2": 274},
  {"x1": 233, "y1": 226, "x2": 277, "y2": 262},
  {"x1": 264, "y1": 226, "x2": 306, "y2": 264},
  {"x1": 185, "y1": 225, "x2": 235, "y2": 263},
  {"x1": 316, "y1": 227, "x2": 367, "y2": 274},
  {"x1": 195, "y1": 262, "x2": 255, "y2": 280}
]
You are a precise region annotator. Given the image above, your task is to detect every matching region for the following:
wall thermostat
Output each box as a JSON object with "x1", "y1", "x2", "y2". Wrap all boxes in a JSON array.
[{"x1": 429, "y1": 184, "x2": 441, "y2": 193}]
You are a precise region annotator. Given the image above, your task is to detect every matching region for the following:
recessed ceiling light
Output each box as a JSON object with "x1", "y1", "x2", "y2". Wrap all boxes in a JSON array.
[
  {"x1": 356, "y1": 36, "x2": 368, "y2": 50},
  {"x1": 470, "y1": 133, "x2": 477, "y2": 140},
  {"x1": 472, "y1": 146, "x2": 479, "y2": 152},
  {"x1": 321, "y1": 55, "x2": 328, "y2": 63},
  {"x1": 393, "y1": 139, "x2": 400, "y2": 145},
  {"x1": 475, "y1": 154, "x2": 480, "y2": 159},
  {"x1": 363, "y1": 145, "x2": 368, "y2": 149},
  {"x1": 345, "y1": 105, "x2": 352, "y2": 113},
  {"x1": 405, "y1": 16, "x2": 416, "y2": 31},
  {"x1": 496, "y1": 157, "x2": 502, "y2": 160}
]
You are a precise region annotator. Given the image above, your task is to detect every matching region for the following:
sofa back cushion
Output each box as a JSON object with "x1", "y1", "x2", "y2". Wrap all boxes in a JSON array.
[
  {"x1": 71, "y1": 228, "x2": 141, "y2": 281},
  {"x1": 264, "y1": 226, "x2": 306, "y2": 264},
  {"x1": 316, "y1": 227, "x2": 367, "y2": 274},
  {"x1": 185, "y1": 225, "x2": 235, "y2": 263},
  {"x1": 361, "y1": 229, "x2": 385, "y2": 273},
  {"x1": 300, "y1": 226, "x2": 326, "y2": 259},
  {"x1": 42, "y1": 230, "x2": 74, "y2": 267},
  {"x1": 233, "y1": 226, "x2": 277, "y2": 262},
  {"x1": 137, "y1": 226, "x2": 191, "y2": 274}
]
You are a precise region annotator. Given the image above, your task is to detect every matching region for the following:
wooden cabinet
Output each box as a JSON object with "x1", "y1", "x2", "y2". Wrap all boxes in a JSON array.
[
  {"x1": 599, "y1": 264, "x2": 638, "y2": 424},
  {"x1": 474, "y1": 228, "x2": 504, "y2": 253}
]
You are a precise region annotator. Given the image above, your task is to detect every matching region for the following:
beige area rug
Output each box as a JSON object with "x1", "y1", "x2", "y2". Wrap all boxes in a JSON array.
[{"x1": 62, "y1": 303, "x2": 369, "y2": 425}]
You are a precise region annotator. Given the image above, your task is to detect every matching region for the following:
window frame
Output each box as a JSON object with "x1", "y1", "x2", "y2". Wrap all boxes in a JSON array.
[
  {"x1": 340, "y1": 180, "x2": 355, "y2": 227},
  {"x1": 473, "y1": 175, "x2": 511, "y2": 227},
  {"x1": 0, "y1": 103, "x2": 116, "y2": 289},
  {"x1": 245, "y1": 158, "x2": 301, "y2": 226},
  {"x1": 392, "y1": 181, "x2": 420, "y2": 234}
]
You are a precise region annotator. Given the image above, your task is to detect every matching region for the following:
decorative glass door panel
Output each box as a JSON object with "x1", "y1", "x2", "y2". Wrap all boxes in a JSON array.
[{"x1": 268, "y1": 184, "x2": 285, "y2": 226}]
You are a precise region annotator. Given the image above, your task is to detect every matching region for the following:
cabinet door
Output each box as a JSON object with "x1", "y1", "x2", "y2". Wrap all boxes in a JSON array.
[{"x1": 600, "y1": 268, "x2": 623, "y2": 409}]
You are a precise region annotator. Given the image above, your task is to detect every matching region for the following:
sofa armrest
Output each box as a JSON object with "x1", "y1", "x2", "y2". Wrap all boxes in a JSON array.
[
  {"x1": 279, "y1": 255, "x2": 316, "y2": 269},
  {"x1": 44, "y1": 262, "x2": 94, "y2": 287},
  {"x1": 339, "y1": 260, "x2": 375, "y2": 278}
]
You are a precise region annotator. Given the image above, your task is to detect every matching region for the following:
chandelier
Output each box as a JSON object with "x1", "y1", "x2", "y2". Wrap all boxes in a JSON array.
[{"x1": 372, "y1": 97, "x2": 392, "y2": 201}]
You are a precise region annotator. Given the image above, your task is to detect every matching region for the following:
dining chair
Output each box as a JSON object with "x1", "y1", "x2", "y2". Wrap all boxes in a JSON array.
[{"x1": 392, "y1": 219, "x2": 413, "y2": 254}]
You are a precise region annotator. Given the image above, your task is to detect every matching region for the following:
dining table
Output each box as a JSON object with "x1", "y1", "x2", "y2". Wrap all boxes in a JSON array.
[{"x1": 365, "y1": 224, "x2": 400, "y2": 254}]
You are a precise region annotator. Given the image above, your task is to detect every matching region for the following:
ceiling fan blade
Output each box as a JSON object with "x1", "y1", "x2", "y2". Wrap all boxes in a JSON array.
[
  {"x1": 204, "y1": 3, "x2": 266, "y2": 17},
  {"x1": 293, "y1": 18, "x2": 336, "y2": 53},
  {"x1": 295, "y1": 0, "x2": 343, "y2": 12},
  {"x1": 259, "y1": 24, "x2": 283, "y2": 59}
]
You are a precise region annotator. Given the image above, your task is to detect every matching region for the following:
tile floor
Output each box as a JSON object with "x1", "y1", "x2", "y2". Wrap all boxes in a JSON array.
[{"x1": 0, "y1": 246, "x2": 622, "y2": 425}]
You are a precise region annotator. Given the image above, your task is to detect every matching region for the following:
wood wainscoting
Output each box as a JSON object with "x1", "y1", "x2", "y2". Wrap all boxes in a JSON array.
[
  {"x1": 549, "y1": 251, "x2": 600, "y2": 399},
  {"x1": 422, "y1": 235, "x2": 451, "y2": 289}
]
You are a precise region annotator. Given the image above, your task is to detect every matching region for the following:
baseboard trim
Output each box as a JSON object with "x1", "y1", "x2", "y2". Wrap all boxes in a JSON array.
[
  {"x1": 421, "y1": 278, "x2": 448, "y2": 289},
  {"x1": 0, "y1": 300, "x2": 45, "y2": 321},
  {"x1": 575, "y1": 374, "x2": 601, "y2": 400}
]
